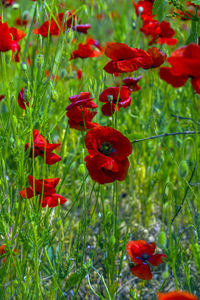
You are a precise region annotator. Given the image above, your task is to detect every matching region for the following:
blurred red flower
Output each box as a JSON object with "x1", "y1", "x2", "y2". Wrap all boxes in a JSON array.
[
  {"x1": 66, "y1": 106, "x2": 98, "y2": 131},
  {"x1": 20, "y1": 176, "x2": 67, "y2": 208},
  {"x1": 0, "y1": 245, "x2": 6, "y2": 256},
  {"x1": 18, "y1": 88, "x2": 30, "y2": 110},
  {"x1": 0, "y1": 21, "x2": 25, "y2": 61},
  {"x1": 126, "y1": 240, "x2": 166, "y2": 280},
  {"x1": 84, "y1": 126, "x2": 132, "y2": 184},
  {"x1": 99, "y1": 86, "x2": 132, "y2": 116},
  {"x1": 66, "y1": 92, "x2": 97, "y2": 111},
  {"x1": 145, "y1": 47, "x2": 167, "y2": 68},
  {"x1": 25, "y1": 129, "x2": 61, "y2": 165},
  {"x1": 132, "y1": 0, "x2": 154, "y2": 19},
  {"x1": 71, "y1": 37, "x2": 103, "y2": 59},
  {"x1": 34, "y1": 11, "x2": 90, "y2": 37},
  {"x1": 122, "y1": 76, "x2": 142, "y2": 91},
  {"x1": 157, "y1": 291, "x2": 198, "y2": 300},
  {"x1": 103, "y1": 42, "x2": 152, "y2": 74},
  {"x1": 2, "y1": 0, "x2": 15, "y2": 6},
  {"x1": 159, "y1": 43, "x2": 200, "y2": 93},
  {"x1": 141, "y1": 20, "x2": 177, "y2": 45}
]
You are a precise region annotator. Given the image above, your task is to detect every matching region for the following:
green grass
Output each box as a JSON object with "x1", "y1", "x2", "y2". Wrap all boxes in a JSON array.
[{"x1": 0, "y1": 0, "x2": 200, "y2": 299}]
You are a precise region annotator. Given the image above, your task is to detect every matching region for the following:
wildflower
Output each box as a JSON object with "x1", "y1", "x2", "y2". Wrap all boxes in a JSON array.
[
  {"x1": 145, "y1": 47, "x2": 167, "y2": 68},
  {"x1": 103, "y1": 42, "x2": 152, "y2": 74},
  {"x1": 141, "y1": 20, "x2": 177, "y2": 45},
  {"x1": 99, "y1": 86, "x2": 132, "y2": 116},
  {"x1": 25, "y1": 129, "x2": 61, "y2": 165},
  {"x1": 76, "y1": 69, "x2": 82, "y2": 80},
  {"x1": 74, "y1": 24, "x2": 91, "y2": 34},
  {"x1": 66, "y1": 92, "x2": 97, "y2": 111},
  {"x1": 20, "y1": 176, "x2": 67, "y2": 208},
  {"x1": 126, "y1": 240, "x2": 166, "y2": 280},
  {"x1": 159, "y1": 43, "x2": 200, "y2": 93},
  {"x1": 157, "y1": 291, "x2": 198, "y2": 300},
  {"x1": 132, "y1": 0, "x2": 154, "y2": 19},
  {"x1": 84, "y1": 126, "x2": 132, "y2": 184},
  {"x1": 2, "y1": 0, "x2": 15, "y2": 6},
  {"x1": 66, "y1": 106, "x2": 98, "y2": 131},
  {"x1": 18, "y1": 88, "x2": 29, "y2": 110},
  {"x1": 122, "y1": 76, "x2": 142, "y2": 91},
  {"x1": 71, "y1": 37, "x2": 103, "y2": 59},
  {"x1": 0, "y1": 245, "x2": 6, "y2": 256},
  {"x1": 0, "y1": 21, "x2": 25, "y2": 61}
]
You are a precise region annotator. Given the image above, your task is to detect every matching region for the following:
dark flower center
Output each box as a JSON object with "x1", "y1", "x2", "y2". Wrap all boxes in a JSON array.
[
  {"x1": 98, "y1": 142, "x2": 114, "y2": 156},
  {"x1": 141, "y1": 253, "x2": 149, "y2": 262}
]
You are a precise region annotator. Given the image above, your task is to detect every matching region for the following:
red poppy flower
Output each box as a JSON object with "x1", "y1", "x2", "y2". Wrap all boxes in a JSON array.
[
  {"x1": 132, "y1": 0, "x2": 153, "y2": 19},
  {"x1": 77, "y1": 69, "x2": 83, "y2": 80},
  {"x1": 0, "y1": 244, "x2": 6, "y2": 256},
  {"x1": 73, "y1": 24, "x2": 91, "y2": 34},
  {"x1": 141, "y1": 20, "x2": 177, "y2": 45},
  {"x1": 122, "y1": 76, "x2": 142, "y2": 91},
  {"x1": 25, "y1": 129, "x2": 61, "y2": 165},
  {"x1": 66, "y1": 92, "x2": 97, "y2": 111},
  {"x1": 103, "y1": 42, "x2": 152, "y2": 74},
  {"x1": 20, "y1": 176, "x2": 67, "y2": 208},
  {"x1": 18, "y1": 88, "x2": 30, "y2": 110},
  {"x1": 159, "y1": 43, "x2": 200, "y2": 93},
  {"x1": 84, "y1": 126, "x2": 132, "y2": 184},
  {"x1": 2, "y1": 0, "x2": 15, "y2": 6},
  {"x1": 66, "y1": 106, "x2": 99, "y2": 131},
  {"x1": 71, "y1": 37, "x2": 103, "y2": 59},
  {"x1": 99, "y1": 86, "x2": 132, "y2": 116},
  {"x1": 157, "y1": 291, "x2": 198, "y2": 300},
  {"x1": 126, "y1": 240, "x2": 167, "y2": 280},
  {"x1": 144, "y1": 47, "x2": 166, "y2": 68},
  {"x1": 0, "y1": 21, "x2": 25, "y2": 62},
  {"x1": 15, "y1": 17, "x2": 29, "y2": 27},
  {"x1": 33, "y1": 17, "x2": 60, "y2": 37}
]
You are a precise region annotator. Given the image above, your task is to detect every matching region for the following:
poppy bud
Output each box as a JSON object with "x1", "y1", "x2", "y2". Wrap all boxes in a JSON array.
[
  {"x1": 35, "y1": 54, "x2": 44, "y2": 67},
  {"x1": 78, "y1": 163, "x2": 86, "y2": 175},
  {"x1": 60, "y1": 69, "x2": 67, "y2": 78},
  {"x1": 55, "y1": 219, "x2": 62, "y2": 229},
  {"x1": 107, "y1": 94, "x2": 113, "y2": 102},
  {"x1": 22, "y1": 10, "x2": 29, "y2": 20},
  {"x1": 12, "y1": 3, "x2": 20, "y2": 9},
  {"x1": 138, "y1": 6, "x2": 144, "y2": 14},
  {"x1": 157, "y1": 231, "x2": 167, "y2": 248},
  {"x1": 162, "y1": 271, "x2": 169, "y2": 279},
  {"x1": 21, "y1": 62, "x2": 27, "y2": 72}
]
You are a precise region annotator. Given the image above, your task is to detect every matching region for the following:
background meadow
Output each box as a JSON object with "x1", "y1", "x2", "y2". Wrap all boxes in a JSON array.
[{"x1": 0, "y1": 0, "x2": 200, "y2": 299}]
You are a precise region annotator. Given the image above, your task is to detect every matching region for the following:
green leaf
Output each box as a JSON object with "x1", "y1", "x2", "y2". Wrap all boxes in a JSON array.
[{"x1": 152, "y1": 0, "x2": 167, "y2": 23}]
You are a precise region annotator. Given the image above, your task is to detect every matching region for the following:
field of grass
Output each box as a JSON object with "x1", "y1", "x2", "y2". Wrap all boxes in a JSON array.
[{"x1": 0, "y1": 0, "x2": 200, "y2": 299}]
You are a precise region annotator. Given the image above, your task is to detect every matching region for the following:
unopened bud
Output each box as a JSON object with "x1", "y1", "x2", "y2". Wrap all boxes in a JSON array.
[
  {"x1": 21, "y1": 62, "x2": 27, "y2": 72},
  {"x1": 138, "y1": 6, "x2": 144, "y2": 14},
  {"x1": 22, "y1": 10, "x2": 29, "y2": 20},
  {"x1": 12, "y1": 3, "x2": 20, "y2": 9},
  {"x1": 35, "y1": 54, "x2": 44, "y2": 67},
  {"x1": 107, "y1": 94, "x2": 113, "y2": 102}
]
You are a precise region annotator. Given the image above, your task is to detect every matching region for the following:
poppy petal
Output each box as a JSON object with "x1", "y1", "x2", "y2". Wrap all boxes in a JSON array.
[{"x1": 130, "y1": 263, "x2": 152, "y2": 280}]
